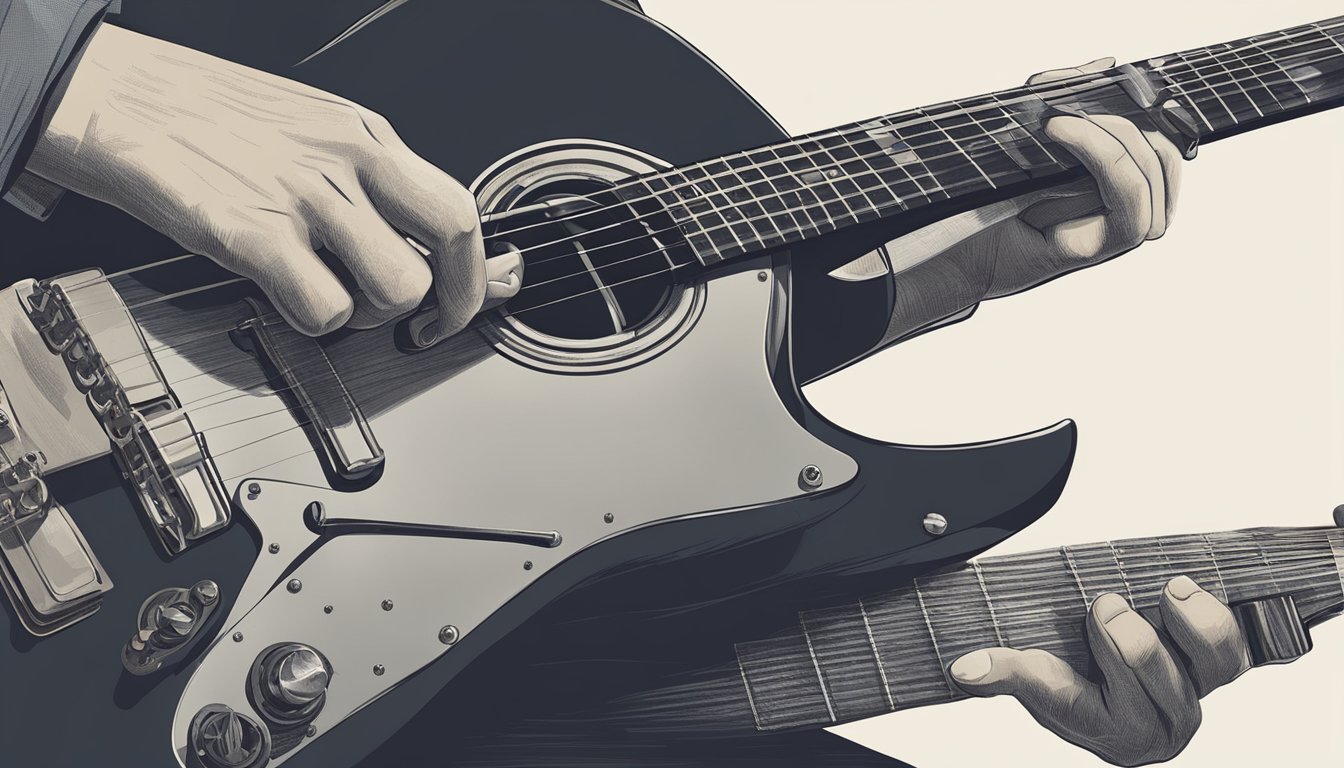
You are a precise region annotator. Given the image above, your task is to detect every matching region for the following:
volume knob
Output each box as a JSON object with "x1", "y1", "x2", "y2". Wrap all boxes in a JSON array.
[
  {"x1": 188, "y1": 704, "x2": 271, "y2": 768},
  {"x1": 250, "y1": 643, "x2": 332, "y2": 728},
  {"x1": 275, "y1": 647, "x2": 329, "y2": 706}
]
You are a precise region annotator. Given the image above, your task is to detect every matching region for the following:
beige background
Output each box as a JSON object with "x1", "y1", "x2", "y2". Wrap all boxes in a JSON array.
[{"x1": 642, "y1": 1, "x2": 1344, "y2": 765}]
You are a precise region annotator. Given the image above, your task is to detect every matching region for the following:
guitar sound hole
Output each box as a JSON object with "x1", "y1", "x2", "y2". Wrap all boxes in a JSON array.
[{"x1": 486, "y1": 178, "x2": 694, "y2": 340}]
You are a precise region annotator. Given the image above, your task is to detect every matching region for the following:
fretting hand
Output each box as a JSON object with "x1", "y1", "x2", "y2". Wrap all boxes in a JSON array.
[
  {"x1": 887, "y1": 58, "x2": 1184, "y2": 339},
  {"x1": 26, "y1": 23, "x2": 502, "y2": 341},
  {"x1": 950, "y1": 576, "x2": 1252, "y2": 766}
]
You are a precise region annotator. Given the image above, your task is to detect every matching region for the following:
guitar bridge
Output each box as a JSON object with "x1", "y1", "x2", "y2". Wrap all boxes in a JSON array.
[{"x1": 22, "y1": 271, "x2": 231, "y2": 555}]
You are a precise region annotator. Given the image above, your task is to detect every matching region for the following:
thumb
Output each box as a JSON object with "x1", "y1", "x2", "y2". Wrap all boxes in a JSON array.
[
  {"x1": 1026, "y1": 56, "x2": 1117, "y2": 85},
  {"x1": 949, "y1": 647, "x2": 1036, "y2": 696}
]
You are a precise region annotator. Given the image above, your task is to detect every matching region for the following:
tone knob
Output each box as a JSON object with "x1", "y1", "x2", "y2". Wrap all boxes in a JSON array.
[
  {"x1": 275, "y1": 647, "x2": 329, "y2": 706},
  {"x1": 188, "y1": 704, "x2": 271, "y2": 768},
  {"x1": 250, "y1": 643, "x2": 332, "y2": 728}
]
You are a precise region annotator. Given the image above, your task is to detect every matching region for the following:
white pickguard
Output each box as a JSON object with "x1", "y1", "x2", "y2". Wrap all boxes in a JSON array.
[{"x1": 155, "y1": 264, "x2": 857, "y2": 765}]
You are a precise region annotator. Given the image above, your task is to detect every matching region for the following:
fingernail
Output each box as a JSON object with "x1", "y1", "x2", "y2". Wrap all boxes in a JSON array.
[
  {"x1": 950, "y1": 650, "x2": 993, "y2": 684},
  {"x1": 1092, "y1": 592, "x2": 1131, "y2": 624},
  {"x1": 1166, "y1": 575, "x2": 1201, "y2": 601}
]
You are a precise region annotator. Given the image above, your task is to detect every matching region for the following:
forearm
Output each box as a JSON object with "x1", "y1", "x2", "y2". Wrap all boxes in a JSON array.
[{"x1": 0, "y1": 0, "x2": 116, "y2": 218}]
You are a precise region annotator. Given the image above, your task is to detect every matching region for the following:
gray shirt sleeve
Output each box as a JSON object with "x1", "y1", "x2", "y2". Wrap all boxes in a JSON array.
[{"x1": 0, "y1": 0, "x2": 117, "y2": 219}]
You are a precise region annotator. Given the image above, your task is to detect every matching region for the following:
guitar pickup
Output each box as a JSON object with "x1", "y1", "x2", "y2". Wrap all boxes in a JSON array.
[
  {"x1": 236, "y1": 301, "x2": 383, "y2": 483},
  {"x1": 21, "y1": 272, "x2": 232, "y2": 555}
]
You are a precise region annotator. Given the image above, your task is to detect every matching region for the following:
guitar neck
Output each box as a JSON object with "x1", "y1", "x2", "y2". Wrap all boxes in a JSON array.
[
  {"x1": 734, "y1": 526, "x2": 1344, "y2": 731},
  {"x1": 634, "y1": 16, "x2": 1344, "y2": 266}
]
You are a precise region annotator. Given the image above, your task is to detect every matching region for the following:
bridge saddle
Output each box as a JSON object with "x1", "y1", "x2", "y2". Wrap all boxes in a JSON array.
[{"x1": 22, "y1": 271, "x2": 231, "y2": 556}]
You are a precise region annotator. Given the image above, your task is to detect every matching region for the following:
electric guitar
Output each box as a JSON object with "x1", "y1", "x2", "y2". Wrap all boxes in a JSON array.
[{"x1": 1, "y1": 3, "x2": 1342, "y2": 767}]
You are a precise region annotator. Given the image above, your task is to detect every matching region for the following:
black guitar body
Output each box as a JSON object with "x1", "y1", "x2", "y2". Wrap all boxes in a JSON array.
[{"x1": 0, "y1": 3, "x2": 1076, "y2": 766}]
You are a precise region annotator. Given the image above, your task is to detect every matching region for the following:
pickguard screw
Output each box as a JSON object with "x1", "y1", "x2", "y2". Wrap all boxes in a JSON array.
[
  {"x1": 232, "y1": 632, "x2": 244, "y2": 643},
  {"x1": 922, "y1": 513, "x2": 949, "y2": 536},
  {"x1": 439, "y1": 625, "x2": 460, "y2": 645},
  {"x1": 287, "y1": 579, "x2": 303, "y2": 593},
  {"x1": 373, "y1": 664, "x2": 385, "y2": 676},
  {"x1": 306, "y1": 725, "x2": 317, "y2": 738},
  {"x1": 323, "y1": 605, "x2": 333, "y2": 614},
  {"x1": 381, "y1": 599, "x2": 394, "y2": 611},
  {"x1": 757, "y1": 271, "x2": 768, "y2": 282},
  {"x1": 523, "y1": 560, "x2": 533, "y2": 571},
  {"x1": 247, "y1": 482, "x2": 261, "y2": 497},
  {"x1": 268, "y1": 543, "x2": 280, "y2": 554},
  {"x1": 603, "y1": 513, "x2": 614, "y2": 524},
  {"x1": 798, "y1": 464, "x2": 823, "y2": 489}
]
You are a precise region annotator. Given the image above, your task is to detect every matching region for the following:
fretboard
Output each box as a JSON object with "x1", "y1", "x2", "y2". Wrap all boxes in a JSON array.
[
  {"x1": 629, "y1": 16, "x2": 1344, "y2": 266},
  {"x1": 734, "y1": 526, "x2": 1344, "y2": 731}
]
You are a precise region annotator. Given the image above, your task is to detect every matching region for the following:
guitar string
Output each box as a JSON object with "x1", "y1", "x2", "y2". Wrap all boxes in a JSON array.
[
  {"x1": 46, "y1": 29, "x2": 1344, "y2": 332},
  {"x1": 21, "y1": 35, "x2": 1344, "y2": 460},
  {"x1": 41, "y1": 36, "x2": 1342, "y2": 443},
  {"x1": 63, "y1": 41, "x2": 1344, "y2": 324},
  {"x1": 479, "y1": 19, "x2": 1344, "y2": 245},
  {"x1": 50, "y1": 21, "x2": 1344, "y2": 299}
]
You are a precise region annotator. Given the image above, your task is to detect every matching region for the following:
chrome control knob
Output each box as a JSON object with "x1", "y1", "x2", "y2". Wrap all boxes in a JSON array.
[
  {"x1": 188, "y1": 704, "x2": 271, "y2": 768},
  {"x1": 250, "y1": 643, "x2": 332, "y2": 728},
  {"x1": 275, "y1": 646, "x2": 329, "y2": 706}
]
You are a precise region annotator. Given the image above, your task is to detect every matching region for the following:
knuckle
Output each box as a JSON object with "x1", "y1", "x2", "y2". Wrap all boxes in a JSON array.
[{"x1": 380, "y1": 262, "x2": 433, "y2": 313}]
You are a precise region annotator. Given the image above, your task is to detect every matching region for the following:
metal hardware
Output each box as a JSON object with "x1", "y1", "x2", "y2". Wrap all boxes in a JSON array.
[
  {"x1": 248, "y1": 482, "x2": 261, "y2": 497},
  {"x1": 438, "y1": 625, "x2": 459, "y2": 645},
  {"x1": 233, "y1": 632, "x2": 244, "y2": 642},
  {"x1": 757, "y1": 271, "x2": 768, "y2": 282},
  {"x1": 188, "y1": 704, "x2": 271, "y2": 768},
  {"x1": 603, "y1": 512, "x2": 614, "y2": 524},
  {"x1": 22, "y1": 274, "x2": 232, "y2": 556},
  {"x1": 381, "y1": 599, "x2": 393, "y2": 611},
  {"x1": 122, "y1": 579, "x2": 221, "y2": 675},
  {"x1": 523, "y1": 560, "x2": 533, "y2": 570},
  {"x1": 323, "y1": 605, "x2": 333, "y2": 614},
  {"x1": 372, "y1": 664, "x2": 385, "y2": 676},
  {"x1": 0, "y1": 485, "x2": 112, "y2": 635},
  {"x1": 268, "y1": 543, "x2": 280, "y2": 554},
  {"x1": 922, "y1": 513, "x2": 949, "y2": 536},
  {"x1": 798, "y1": 464, "x2": 823, "y2": 490},
  {"x1": 238, "y1": 305, "x2": 383, "y2": 482},
  {"x1": 249, "y1": 643, "x2": 332, "y2": 729},
  {"x1": 1333, "y1": 503, "x2": 1344, "y2": 527},
  {"x1": 306, "y1": 500, "x2": 562, "y2": 548},
  {"x1": 286, "y1": 579, "x2": 302, "y2": 594},
  {"x1": 1233, "y1": 595, "x2": 1312, "y2": 666}
]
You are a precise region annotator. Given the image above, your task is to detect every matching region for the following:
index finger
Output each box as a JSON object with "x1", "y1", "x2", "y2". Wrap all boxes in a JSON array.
[{"x1": 359, "y1": 142, "x2": 487, "y2": 345}]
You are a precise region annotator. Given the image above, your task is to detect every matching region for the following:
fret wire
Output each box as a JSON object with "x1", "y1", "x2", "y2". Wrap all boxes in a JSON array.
[
  {"x1": 675, "y1": 41, "x2": 1342, "y2": 253},
  {"x1": 1329, "y1": 530, "x2": 1344, "y2": 598},
  {"x1": 1208, "y1": 44, "x2": 1268, "y2": 118},
  {"x1": 1220, "y1": 41, "x2": 1285, "y2": 111},
  {"x1": 1107, "y1": 541, "x2": 1138, "y2": 606},
  {"x1": 990, "y1": 93, "x2": 1064, "y2": 166},
  {"x1": 492, "y1": 23, "x2": 1344, "y2": 248},
  {"x1": 737, "y1": 662, "x2": 764, "y2": 729},
  {"x1": 797, "y1": 614, "x2": 839, "y2": 723},
  {"x1": 1201, "y1": 533, "x2": 1231, "y2": 601},
  {"x1": 972, "y1": 561, "x2": 1008, "y2": 647},
  {"x1": 832, "y1": 128, "x2": 909, "y2": 212},
  {"x1": 1155, "y1": 23, "x2": 1344, "y2": 80},
  {"x1": 857, "y1": 597, "x2": 897, "y2": 710},
  {"x1": 1250, "y1": 35, "x2": 1313, "y2": 102},
  {"x1": 796, "y1": 137, "x2": 869, "y2": 224},
  {"x1": 1061, "y1": 545, "x2": 1090, "y2": 610},
  {"x1": 919, "y1": 110, "x2": 997, "y2": 188},
  {"x1": 1177, "y1": 50, "x2": 1241, "y2": 127},
  {"x1": 911, "y1": 578, "x2": 952, "y2": 697},
  {"x1": 1312, "y1": 21, "x2": 1344, "y2": 55},
  {"x1": 814, "y1": 135, "x2": 884, "y2": 216}
]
